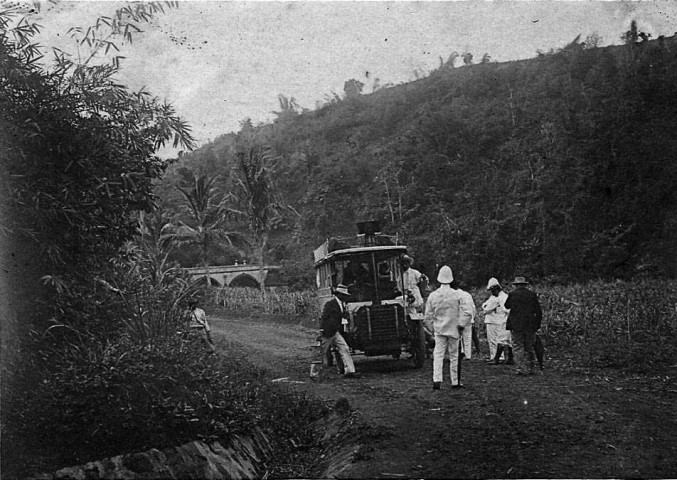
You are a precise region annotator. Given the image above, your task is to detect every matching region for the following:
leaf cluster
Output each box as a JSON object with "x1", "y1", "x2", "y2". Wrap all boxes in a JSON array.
[{"x1": 1, "y1": 2, "x2": 195, "y2": 275}]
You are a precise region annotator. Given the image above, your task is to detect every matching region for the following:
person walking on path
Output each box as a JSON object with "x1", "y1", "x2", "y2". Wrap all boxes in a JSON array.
[
  {"x1": 319, "y1": 284, "x2": 359, "y2": 378},
  {"x1": 505, "y1": 276, "x2": 543, "y2": 375},
  {"x1": 424, "y1": 266, "x2": 473, "y2": 390},
  {"x1": 188, "y1": 300, "x2": 216, "y2": 354},
  {"x1": 482, "y1": 278, "x2": 513, "y2": 365}
]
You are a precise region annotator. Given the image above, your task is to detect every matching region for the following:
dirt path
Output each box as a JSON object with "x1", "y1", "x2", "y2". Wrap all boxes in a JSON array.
[{"x1": 210, "y1": 313, "x2": 677, "y2": 478}]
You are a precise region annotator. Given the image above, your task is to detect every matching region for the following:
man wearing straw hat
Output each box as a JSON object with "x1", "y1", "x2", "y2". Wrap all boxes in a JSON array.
[
  {"x1": 319, "y1": 284, "x2": 359, "y2": 378},
  {"x1": 424, "y1": 265, "x2": 474, "y2": 390},
  {"x1": 505, "y1": 276, "x2": 543, "y2": 375}
]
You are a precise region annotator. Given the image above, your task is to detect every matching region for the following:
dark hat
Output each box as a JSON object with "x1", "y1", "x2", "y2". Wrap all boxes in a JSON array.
[{"x1": 512, "y1": 276, "x2": 529, "y2": 285}]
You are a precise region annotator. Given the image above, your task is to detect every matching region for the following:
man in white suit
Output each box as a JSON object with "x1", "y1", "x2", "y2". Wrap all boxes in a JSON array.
[{"x1": 424, "y1": 265, "x2": 473, "y2": 390}]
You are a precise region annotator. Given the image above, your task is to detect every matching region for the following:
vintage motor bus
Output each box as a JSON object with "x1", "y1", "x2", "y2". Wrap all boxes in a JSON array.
[{"x1": 313, "y1": 221, "x2": 427, "y2": 371}]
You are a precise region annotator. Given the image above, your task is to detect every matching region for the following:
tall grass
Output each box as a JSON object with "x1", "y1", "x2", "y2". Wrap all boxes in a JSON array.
[
  {"x1": 469, "y1": 278, "x2": 677, "y2": 370},
  {"x1": 533, "y1": 279, "x2": 677, "y2": 369},
  {"x1": 211, "y1": 286, "x2": 319, "y2": 319}
]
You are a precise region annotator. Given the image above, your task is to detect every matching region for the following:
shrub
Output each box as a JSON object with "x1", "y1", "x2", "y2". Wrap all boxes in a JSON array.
[
  {"x1": 4, "y1": 331, "x2": 328, "y2": 477},
  {"x1": 3, "y1": 229, "x2": 327, "y2": 477}
]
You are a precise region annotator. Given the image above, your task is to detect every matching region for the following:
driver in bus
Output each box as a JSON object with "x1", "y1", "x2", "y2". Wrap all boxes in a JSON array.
[
  {"x1": 343, "y1": 259, "x2": 372, "y2": 299},
  {"x1": 343, "y1": 259, "x2": 371, "y2": 285}
]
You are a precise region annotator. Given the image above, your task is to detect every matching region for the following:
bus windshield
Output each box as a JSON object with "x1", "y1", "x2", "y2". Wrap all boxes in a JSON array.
[{"x1": 329, "y1": 251, "x2": 403, "y2": 303}]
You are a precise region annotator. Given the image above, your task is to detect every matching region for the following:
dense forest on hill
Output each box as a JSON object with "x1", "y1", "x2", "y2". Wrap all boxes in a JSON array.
[{"x1": 159, "y1": 30, "x2": 677, "y2": 286}]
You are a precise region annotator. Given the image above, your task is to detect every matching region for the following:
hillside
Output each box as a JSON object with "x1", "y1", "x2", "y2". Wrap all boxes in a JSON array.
[{"x1": 159, "y1": 34, "x2": 677, "y2": 286}]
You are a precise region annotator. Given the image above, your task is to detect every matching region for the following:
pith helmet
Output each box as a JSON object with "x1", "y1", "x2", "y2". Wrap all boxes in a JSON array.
[
  {"x1": 437, "y1": 265, "x2": 454, "y2": 284},
  {"x1": 487, "y1": 277, "x2": 501, "y2": 290}
]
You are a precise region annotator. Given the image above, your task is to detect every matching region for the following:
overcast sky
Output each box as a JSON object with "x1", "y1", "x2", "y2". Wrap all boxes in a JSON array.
[{"x1": 29, "y1": 0, "x2": 677, "y2": 157}]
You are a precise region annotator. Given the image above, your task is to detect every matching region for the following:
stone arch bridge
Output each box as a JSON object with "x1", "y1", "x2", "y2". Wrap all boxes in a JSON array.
[{"x1": 184, "y1": 264, "x2": 282, "y2": 288}]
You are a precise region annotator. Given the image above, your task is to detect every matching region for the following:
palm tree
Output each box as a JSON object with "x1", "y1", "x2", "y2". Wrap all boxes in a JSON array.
[
  {"x1": 175, "y1": 173, "x2": 246, "y2": 286},
  {"x1": 232, "y1": 145, "x2": 284, "y2": 299}
]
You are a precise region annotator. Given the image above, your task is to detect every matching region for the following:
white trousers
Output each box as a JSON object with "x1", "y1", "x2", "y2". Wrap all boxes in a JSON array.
[
  {"x1": 433, "y1": 334, "x2": 461, "y2": 385},
  {"x1": 321, "y1": 332, "x2": 355, "y2": 374},
  {"x1": 486, "y1": 323, "x2": 501, "y2": 359},
  {"x1": 486, "y1": 323, "x2": 511, "y2": 358},
  {"x1": 462, "y1": 325, "x2": 473, "y2": 359}
]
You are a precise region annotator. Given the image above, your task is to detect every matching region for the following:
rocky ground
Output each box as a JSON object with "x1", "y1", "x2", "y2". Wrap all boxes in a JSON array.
[{"x1": 211, "y1": 312, "x2": 677, "y2": 479}]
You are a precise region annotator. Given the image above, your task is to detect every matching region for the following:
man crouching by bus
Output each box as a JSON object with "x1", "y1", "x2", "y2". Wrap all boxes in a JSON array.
[{"x1": 319, "y1": 284, "x2": 360, "y2": 378}]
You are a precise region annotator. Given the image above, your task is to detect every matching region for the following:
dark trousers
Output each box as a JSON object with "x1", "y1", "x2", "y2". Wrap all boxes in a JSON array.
[
  {"x1": 511, "y1": 330, "x2": 536, "y2": 372},
  {"x1": 472, "y1": 324, "x2": 480, "y2": 355}
]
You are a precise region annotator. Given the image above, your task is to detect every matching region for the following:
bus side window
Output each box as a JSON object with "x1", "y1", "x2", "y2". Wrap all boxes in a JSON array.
[
  {"x1": 331, "y1": 260, "x2": 345, "y2": 287},
  {"x1": 329, "y1": 262, "x2": 339, "y2": 288}
]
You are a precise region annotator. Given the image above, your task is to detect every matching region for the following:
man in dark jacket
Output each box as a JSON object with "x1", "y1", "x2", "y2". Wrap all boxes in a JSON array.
[
  {"x1": 319, "y1": 284, "x2": 359, "y2": 377},
  {"x1": 505, "y1": 276, "x2": 542, "y2": 375}
]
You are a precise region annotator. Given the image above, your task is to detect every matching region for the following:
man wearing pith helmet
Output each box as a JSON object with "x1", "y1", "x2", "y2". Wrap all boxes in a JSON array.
[
  {"x1": 505, "y1": 276, "x2": 543, "y2": 375},
  {"x1": 482, "y1": 278, "x2": 512, "y2": 365},
  {"x1": 424, "y1": 265, "x2": 474, "y2": 390}
]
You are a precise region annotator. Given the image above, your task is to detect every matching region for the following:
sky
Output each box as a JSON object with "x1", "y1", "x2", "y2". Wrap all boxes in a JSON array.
[{"x1": 22, "y1": 0, "x2": 677, "y2": 157}]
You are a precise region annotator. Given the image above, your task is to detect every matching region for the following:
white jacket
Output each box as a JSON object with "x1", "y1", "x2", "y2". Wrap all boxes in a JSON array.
[
  {"x1": 189, "y1": 307, "x2": 211, "y2": 332},
  {"x1": 402, "y1": 267, "x2": 424, "y2": 307},
  {"x1": 424, "y1": 285, "x2": 473, "y2": 338},
  {"x1": 482, "y1": 291, "x2": 509, "y2": 325},
  {"x1": 459, "y1": 290, "x2": 477, "y2": 324}
]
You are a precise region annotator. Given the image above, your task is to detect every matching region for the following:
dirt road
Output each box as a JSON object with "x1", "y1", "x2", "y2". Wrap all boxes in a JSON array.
[{"x1": 210, "y1": 313, "x2": 677, "y2": 479}]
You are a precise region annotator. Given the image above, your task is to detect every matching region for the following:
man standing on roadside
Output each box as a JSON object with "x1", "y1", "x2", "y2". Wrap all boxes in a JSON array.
[
  {"x1": 482, "y1": 278, "x2": 513, "y2": 365},
  {"x1": 424, "y1": 266, "x2": 473, "y2": 390},
  {"x1": 505, "y1": 276, "x2": 542, "y2": 375},
  {"x1": 319, "y1": 284, "x2": 359, "y2": 378},
  {"x1": 188, "y1": 300, "x2": 216, "y2": 354}
]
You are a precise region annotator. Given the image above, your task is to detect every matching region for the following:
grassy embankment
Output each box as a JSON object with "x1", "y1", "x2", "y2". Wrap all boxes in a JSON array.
[{"x1": 2, "y1": 286, "x2": 328, "y2": 479}]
